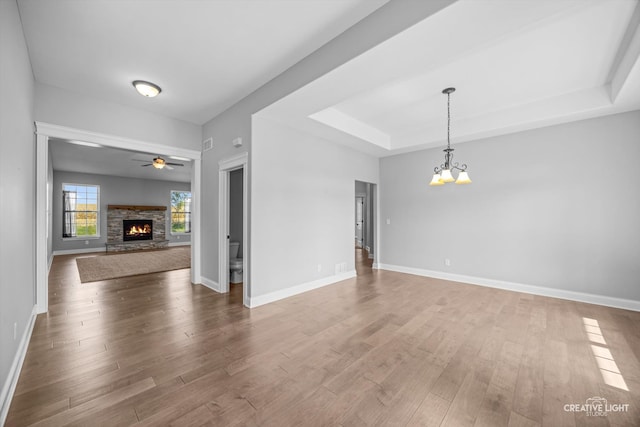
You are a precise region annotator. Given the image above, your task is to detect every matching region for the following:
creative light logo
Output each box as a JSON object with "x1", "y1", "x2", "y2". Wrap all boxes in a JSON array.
[{"x1": 564, "y1": 397, "x2": 630, "y2": 417}]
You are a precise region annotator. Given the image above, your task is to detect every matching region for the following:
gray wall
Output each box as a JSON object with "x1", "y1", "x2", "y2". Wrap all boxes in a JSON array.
[
  {"x1": 0, "y1": 0, "x2": 36, "y2": 415},
  {"x1": 200, "y1": 0, "x2": 455, "y2": 293},
  {"x1": 355, "y1": 181, "x2": 367, "y2": 193},
  {"x1": 35, "y1": 83, "x2": 201, "y2": 152},
  {"x1": 52, "y1": 171, "x2": 190, "y2": 252},
  {"x1": 379, "y1": 110, "x2": 640, "y2": 302},
  {"x1": 251, "y1": 117, "x2": 378, "y2": 297},
  {"x1": 229, "y1": 168, "x2": 243, "y2": 258}
]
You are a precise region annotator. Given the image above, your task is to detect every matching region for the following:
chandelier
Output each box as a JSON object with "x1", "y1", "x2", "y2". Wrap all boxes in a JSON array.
[{"x1": 429, "y1": 87, "x2": 471, "y2": 186}]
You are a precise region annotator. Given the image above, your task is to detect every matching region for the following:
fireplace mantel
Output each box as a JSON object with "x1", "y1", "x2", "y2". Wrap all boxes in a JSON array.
[{"x1": 108, "y1": 205, "x2": 167, "y2": 211}]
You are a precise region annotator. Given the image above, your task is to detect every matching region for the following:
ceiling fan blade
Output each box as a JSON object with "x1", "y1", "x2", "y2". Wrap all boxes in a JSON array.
[
  {"x1": 165, "y1": 165, "x2": 174, "y2": 170},
  {"x1": 165, "y1": 162, "x2": 184, "y2": 166},
  {"x1": 132, "y1": 159, "x2": 151, "y2": 162},
  {"x1": 141, "y1": 164, "x2": 153, "y2": 167}
]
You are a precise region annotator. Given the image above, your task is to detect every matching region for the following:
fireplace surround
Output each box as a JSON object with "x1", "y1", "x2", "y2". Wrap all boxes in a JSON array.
[{"x1": 106, "y1": 205, "x2": 168, "y2": 252}]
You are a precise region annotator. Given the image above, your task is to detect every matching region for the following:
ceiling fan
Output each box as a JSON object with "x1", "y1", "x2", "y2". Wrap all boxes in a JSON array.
[{"x1": 133, "y1": 156, "x2": 184, "y2": 170}]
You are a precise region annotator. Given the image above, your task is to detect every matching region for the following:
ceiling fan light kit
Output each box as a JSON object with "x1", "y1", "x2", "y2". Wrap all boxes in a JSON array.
[
  {"x1": 136, "y1": 156, "x2": 184, "y2": 170},
  {"x1": 430, "y1": 87, "x2": 472, "y2": 186},
  {"x1": 132, "y1": 80, "x2": 162, "y2": 97},
  {"x1": 152, "y1": 157, "x2": 166, "y2": 169}
]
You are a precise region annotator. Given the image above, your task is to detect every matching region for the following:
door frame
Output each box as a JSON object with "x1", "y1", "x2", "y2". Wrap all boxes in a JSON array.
[
  {"x1": 218, "y1": 152, "x2": 248, "y2": 306},
  {"x1": 354, "y1": 181, "x2": 378, "y2": 268},
  {"x1": 35, "y1": 122, "x2": 202, "y2": 313}
]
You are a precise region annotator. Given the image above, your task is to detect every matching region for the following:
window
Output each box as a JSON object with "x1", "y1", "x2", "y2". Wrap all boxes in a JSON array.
[
  {"x1": 62, "y1": 183, "x2": 100, "y2": 238},
  {"x1": 171, "y1": 190, "x2": 191, "y2": 234}
]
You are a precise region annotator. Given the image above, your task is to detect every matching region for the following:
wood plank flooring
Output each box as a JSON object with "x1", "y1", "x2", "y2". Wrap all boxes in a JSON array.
[{"x1": 6, "y1": 248, "x2": 640, "y2": 426}]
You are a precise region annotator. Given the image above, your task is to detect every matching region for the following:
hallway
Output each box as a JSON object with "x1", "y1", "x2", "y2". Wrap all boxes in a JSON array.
[{"x1": 355, "y1": 246, "x2": 374, "y2": 276}]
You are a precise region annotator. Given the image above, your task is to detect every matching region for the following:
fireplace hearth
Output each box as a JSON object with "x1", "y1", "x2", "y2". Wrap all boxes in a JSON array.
[{"x1": 123, "y1": 219, "x2": 153, "y2": 241}]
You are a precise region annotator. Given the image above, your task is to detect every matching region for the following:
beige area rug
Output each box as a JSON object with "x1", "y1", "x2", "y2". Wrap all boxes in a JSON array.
[{"x1": 76, "y1": 246, "x2": 190, "y2": 283}]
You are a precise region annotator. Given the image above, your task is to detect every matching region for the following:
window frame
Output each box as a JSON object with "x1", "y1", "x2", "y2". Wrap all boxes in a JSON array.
[
  {"x1": 170, "y1": 190, "x2": 192, "y2": 235},
  {"x1": 62, "y1": 182, "x2": 101, "y2": 240}
]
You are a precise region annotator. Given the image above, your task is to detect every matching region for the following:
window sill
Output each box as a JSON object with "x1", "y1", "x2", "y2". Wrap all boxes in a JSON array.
[
  {"x1": 63, "y1": 236, "x2": 101, "y2": 241},
  {"x1": 170, "y1": 232, "x2": 191, "y2": 236}
]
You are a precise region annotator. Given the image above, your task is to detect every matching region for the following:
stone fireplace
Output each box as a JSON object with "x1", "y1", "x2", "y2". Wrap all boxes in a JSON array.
[{"x1": 106, "y1": 205, "x2": 169, "y2": 252}]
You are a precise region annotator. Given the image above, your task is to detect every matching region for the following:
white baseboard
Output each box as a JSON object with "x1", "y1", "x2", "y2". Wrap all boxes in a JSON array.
[
  {"x1": 248, "y1": 270, "x2": 357, "y2": 308},
  {"x1": 1, "y1": 306, "x2": 37, "y2": 425},
  {"x1": 168, "y1": 241, "x2": 191, "y2": 247},
  {"x1": 52, "y1": 247, "x2": 105, "y2": 256},
  {"x1": 200, "y1": 276, "x2": 221, "y2": 293},
  {"x1": 378, "y1": 264, "x2": 640, "y2": 312},
  {"x1": 47, "y1": 254, "x2": 54, "y2": 274}
]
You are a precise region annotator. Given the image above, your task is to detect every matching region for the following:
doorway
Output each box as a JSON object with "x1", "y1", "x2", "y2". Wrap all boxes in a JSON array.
[
  {"x1": 218, "y1": 153, "x2": 248, "y2": 307},
  {"x1": 355, "y1": 196, "x2": 364, "y2": 248},
  {"x1": 227, "y1": 168, "x2": 244, "y2": 303},
  {"x1": 35, "y1": 123, "x2": 202, "y2": 314},
  {"x1": 355, "y1": 180, "x2": 376, "y2": 274}
]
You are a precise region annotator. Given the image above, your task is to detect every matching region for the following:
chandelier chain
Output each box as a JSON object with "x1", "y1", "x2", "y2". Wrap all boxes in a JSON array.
[{"x1": 447, "y1": 90, "x2": 451, "y2": 150}]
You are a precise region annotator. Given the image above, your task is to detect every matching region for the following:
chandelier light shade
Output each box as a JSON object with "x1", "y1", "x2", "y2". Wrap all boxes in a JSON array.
[
  {"x1": 429, "y1": 173, "x2": 444, "y2": 186},
  {"x1": 456, "y1": 171, "x2": 472, "y2": 184},
  {"x1": 132, "y1": 80, "x2": 162, "y2": 97},
  {"x1": 429, "y1": 87, "x2": 472, "y2": 186}
]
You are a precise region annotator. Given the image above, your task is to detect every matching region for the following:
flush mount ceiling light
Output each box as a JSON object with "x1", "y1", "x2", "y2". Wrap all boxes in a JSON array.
[
  {"x1": 429, "y1": 87, "x2": 472, "y2": 186},
  {"x1": 132, "y1": 80, "x2": 161, "y2": 98}
]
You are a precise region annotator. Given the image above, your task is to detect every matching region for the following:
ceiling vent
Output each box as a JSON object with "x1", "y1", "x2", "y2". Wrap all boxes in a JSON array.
[{"x1": 202, "y1": 138, "x2": 213, "y2": 152}]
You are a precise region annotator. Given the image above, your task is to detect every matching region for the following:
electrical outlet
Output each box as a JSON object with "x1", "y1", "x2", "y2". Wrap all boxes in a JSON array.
[{"x1": 445, "y1": 258, "x2": 451, "y2": 266}]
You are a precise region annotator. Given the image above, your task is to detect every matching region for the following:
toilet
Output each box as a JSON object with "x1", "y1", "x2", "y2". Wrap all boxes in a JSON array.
[{"x1": 229, "y1": 241, "x2": 243, "y2": 284}]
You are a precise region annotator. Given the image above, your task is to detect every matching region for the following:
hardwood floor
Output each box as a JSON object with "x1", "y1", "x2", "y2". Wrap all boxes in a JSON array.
[{"x1": 6, "y1": 249, "x2": 640, "y2": 426}]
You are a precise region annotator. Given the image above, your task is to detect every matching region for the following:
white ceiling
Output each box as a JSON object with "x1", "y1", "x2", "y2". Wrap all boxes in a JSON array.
[
  {"x1": 49, "y1": 139, "x2": 193, "y2": 183},
  {"x1": 259, "y1": 0, "x2": 640, "y2": 157},
  {"x1": 18, "y1": 0, "x2": 640, "y2": 173},
  {"x1": 19, "y1": 0, "x2": 389, "y2": 180},
  {"x1": 17, "y1": 0, "x2": 388, "y2": 125}
]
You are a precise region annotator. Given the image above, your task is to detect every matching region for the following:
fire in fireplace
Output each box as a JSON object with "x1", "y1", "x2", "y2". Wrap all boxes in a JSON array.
[{"x1": 123, "y1": 219, "x2": 153, "y2": 241}]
